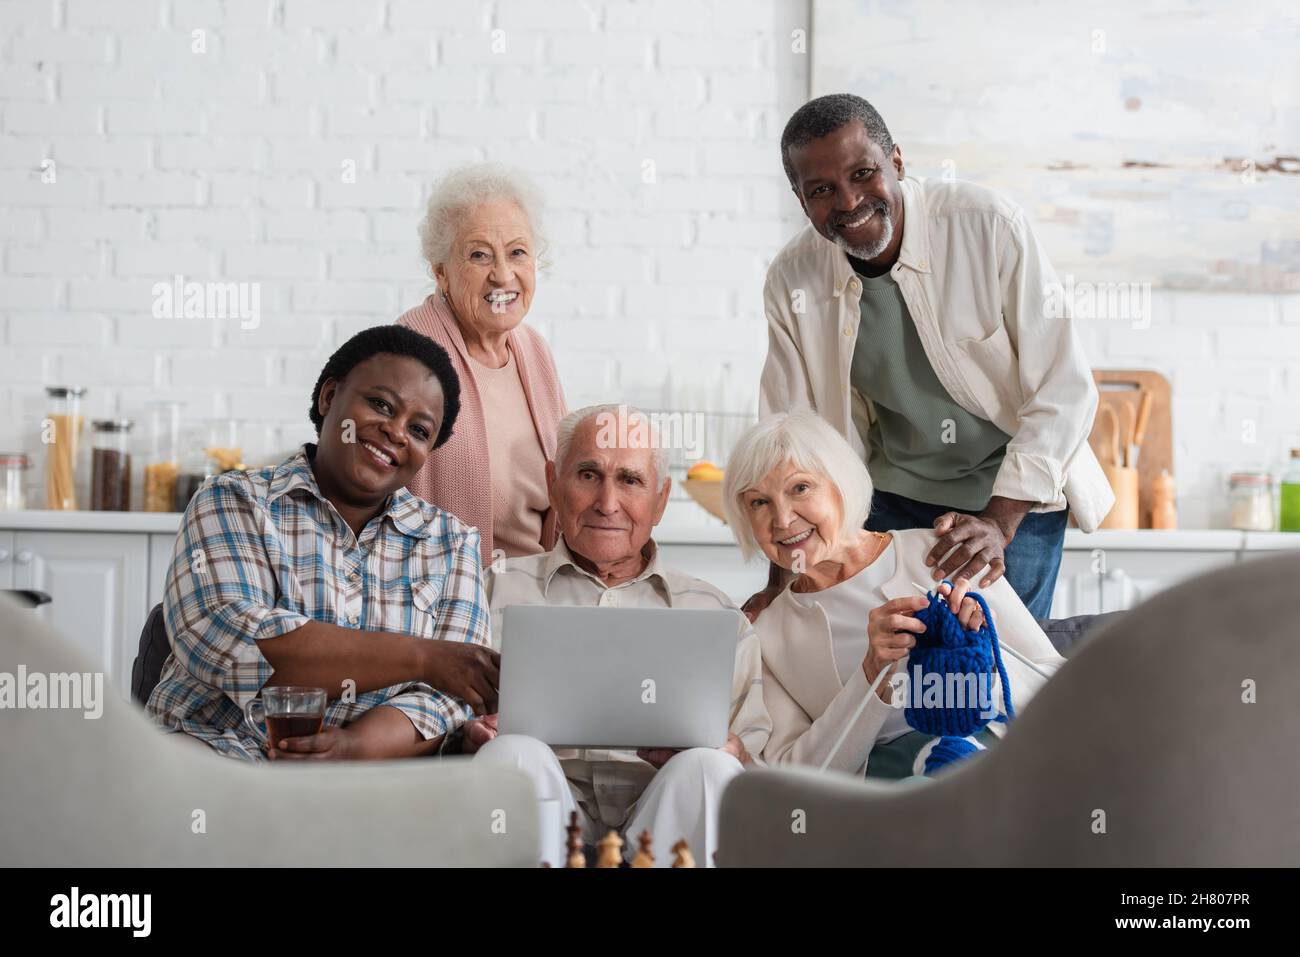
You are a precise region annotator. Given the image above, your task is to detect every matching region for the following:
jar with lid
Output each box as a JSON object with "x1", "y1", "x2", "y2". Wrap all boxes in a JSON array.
[
  {"x1": 173, "y1": 445, "x2": 208, "y2": 513},
  {"x1": 0, "y1": 452, "x2": 30, "y2": 510},
  {"x1": 1228, "y1": 471, "x2": 1274, "y2": 531},
  {"x1": 90, "y1": 419, "x2": 133, "y2": 511},
  {"x1": 143, "y1": 400, "x2": 183, "y2": 512},
  {"x1": 174, "y1": 419, "x2": 243, "y2": 513},
  {"x1": 205, "y1": 418, "x2": 242, "y2": 474},
  {"x1": 43, "y1": 386, "x2": 87, "y2": 510}
]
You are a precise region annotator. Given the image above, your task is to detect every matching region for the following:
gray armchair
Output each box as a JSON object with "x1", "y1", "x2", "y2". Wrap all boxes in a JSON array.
[
  {"x1": 0, "y1": 594, "x2": 541, "y2": 867},
  {"x1": 718, "y1": 551, "x2": 1300, "y2": 866}
]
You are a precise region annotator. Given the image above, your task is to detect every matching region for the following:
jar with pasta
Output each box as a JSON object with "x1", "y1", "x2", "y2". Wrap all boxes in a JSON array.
[
  {"x1": 143, "y1": 400, "x2": 182, "y2": 512},
  {"x1": 43, "y1": 386, "x2": 86, "y2": 510}
]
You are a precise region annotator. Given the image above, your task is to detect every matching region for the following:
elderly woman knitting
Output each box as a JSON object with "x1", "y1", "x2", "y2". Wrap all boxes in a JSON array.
[
  {"x1": 723, "y1": 411, "x2": 1066, "y2": 778},
  {"x1": 397, "y1": 163, "x2": 567, "y2": 566}
]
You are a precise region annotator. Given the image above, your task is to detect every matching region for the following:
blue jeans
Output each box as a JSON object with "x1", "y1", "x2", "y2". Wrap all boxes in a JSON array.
[{"x1": 865, "y1": 489, "x2": 1068, "y2": 620}]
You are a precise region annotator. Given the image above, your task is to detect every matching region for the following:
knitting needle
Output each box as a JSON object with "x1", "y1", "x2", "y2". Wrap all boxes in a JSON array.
[
  {"x1": 911, "y1": 582, "x2": 1055, "y2": 681},
  {"x1": 818, "y1": 656, "x2": 897, "y2": 774}
]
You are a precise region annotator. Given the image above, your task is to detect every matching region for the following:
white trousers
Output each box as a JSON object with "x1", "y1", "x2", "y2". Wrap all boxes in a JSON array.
[{"x1": 475, "y1": 734, "x2": 743, "y2": 868}]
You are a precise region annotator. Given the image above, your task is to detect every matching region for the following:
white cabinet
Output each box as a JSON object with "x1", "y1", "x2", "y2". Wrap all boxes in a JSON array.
[
  {"x1": 1050, "y1": 531, "x2": 1246, "y2": 617},
  {"x1": 147, "y1": 533, "x2": 176, "y2": 614},
  {"x1": 8, "y1": 531, "x2": 149, "y2": 695},
  {"x1": 0, "y1": 531, "x2": 13, "y2": 589},
  {"x1": 1050, "y1": 550, "x2": 1103, "y2": 619},
  {"x1": 1096, "y1": 550, "x2": 1235, "y2": 612}
]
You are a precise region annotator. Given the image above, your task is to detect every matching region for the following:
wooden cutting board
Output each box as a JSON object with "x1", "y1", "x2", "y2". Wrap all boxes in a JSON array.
[{"x1": 1086, "y1": 370, "x2": 1173, "y2": 528}]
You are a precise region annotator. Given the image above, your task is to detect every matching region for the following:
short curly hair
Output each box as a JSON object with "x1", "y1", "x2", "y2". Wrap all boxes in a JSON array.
[
  {"x1": 418, "y1": 162, "x2": 548, "y2": 282},
  {"x1": 780, "y1": 94, "x2": 895, "y2": 186},
  {"x1": 309, "y1": 325, "x2": 461, "y2": 450}
]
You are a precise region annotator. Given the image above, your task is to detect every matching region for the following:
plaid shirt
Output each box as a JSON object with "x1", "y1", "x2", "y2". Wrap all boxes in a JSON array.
[{"x1": 146, "y1": 444, "x2": 490, "y2": 761}]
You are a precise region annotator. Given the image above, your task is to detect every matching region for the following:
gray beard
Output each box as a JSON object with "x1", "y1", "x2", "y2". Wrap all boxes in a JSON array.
[{"x1": 830, "y1": 212, "x2": 894, "y2": 262}]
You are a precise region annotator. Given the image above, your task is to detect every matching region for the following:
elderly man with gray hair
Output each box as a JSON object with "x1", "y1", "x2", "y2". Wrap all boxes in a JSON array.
[{"x1": 463, "y1": 403, "x2": 771, "y2": 867}]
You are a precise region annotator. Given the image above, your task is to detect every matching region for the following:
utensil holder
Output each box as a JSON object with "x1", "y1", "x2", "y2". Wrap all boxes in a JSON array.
[{"x1": 1100, "y1": 464, "x2": 1140, "y2": 529}]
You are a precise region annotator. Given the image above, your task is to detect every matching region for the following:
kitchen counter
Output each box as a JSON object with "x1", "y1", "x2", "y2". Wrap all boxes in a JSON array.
[
  {"x1": 2, "y1": 507, "x2": 1297, "y2": 550},
  {"x1": 0, "y1": 509, "x2": 182, "y2": 534}
]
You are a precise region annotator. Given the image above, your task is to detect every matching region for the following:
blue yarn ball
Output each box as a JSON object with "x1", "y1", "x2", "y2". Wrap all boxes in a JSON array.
[
  {"x1": 922, "y1": 735, "x2": 982, "y2": 775},
  {"x1": 905, "y1": 584, "x2": 1014, "y2": 741}
]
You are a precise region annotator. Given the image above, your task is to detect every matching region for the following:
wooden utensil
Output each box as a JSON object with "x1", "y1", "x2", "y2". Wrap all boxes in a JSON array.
[
  {"x1": 1120, "y1": 402, "x2": 1137, "y2": 467},
  {"x1": 1098, "y1": 396, "x2": 1139, "y2": 528},
  {"x1": 1100, "y1": 405, "x2": 1122, "y2": 468},
  {"x1": 1131, "y1": 390, "x2": 1152, "y2": 468}
]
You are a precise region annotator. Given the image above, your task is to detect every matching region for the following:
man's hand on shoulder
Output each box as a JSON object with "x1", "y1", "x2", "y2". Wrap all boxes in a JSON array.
[{"x1": 927, "y1": 496, "x2": 1033, "y2": 587}]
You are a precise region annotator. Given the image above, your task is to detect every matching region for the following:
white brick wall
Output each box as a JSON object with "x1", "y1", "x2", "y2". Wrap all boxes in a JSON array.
[
  {"x1": 0, "y1": 0, "x2": 807, "y2": 481},
  {"x1": 0, "y1": 0, "x2": 1296, "y2": 529}
]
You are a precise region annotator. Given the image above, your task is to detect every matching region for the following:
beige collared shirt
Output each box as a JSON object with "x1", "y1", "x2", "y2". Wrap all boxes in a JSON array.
[
  {"x1": 759, "y1": 175, "x2": 1114, "y2": 531},
  {"x1": 485, "y1": 537, "x2": 771, "y2": 828}
]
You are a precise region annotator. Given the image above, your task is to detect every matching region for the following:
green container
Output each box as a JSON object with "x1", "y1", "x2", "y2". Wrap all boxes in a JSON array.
[{"x1": 1281, "y1": 450, "x2": 1300, "y2": 533}]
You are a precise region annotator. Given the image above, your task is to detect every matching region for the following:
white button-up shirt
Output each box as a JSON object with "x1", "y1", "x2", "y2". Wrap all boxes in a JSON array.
[
  {"x1": 485, "y1": 537, "x2": 771, "y2": 828},
  {"x1": 760, "y1": 175, "x2": 1114, "y2": 531}
]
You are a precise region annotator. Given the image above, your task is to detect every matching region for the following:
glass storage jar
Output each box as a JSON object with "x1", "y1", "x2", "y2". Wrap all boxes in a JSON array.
[
  {"x1": 205, "y1": 418, "x2": 242, "y2": 474},
  {"x1": 1228, "y1": 471, "x2": 1274, "y2": 531},
  {"x1": 43, "y1": 386, "x2": 86, "y2": 510},
  {"x1": 143, "y1": 400, "x2": 183, "y2": 512},
  {"x1": 90, "y1": 419, "x2": 133, "y2": 511},
  {"x1": 0, "y1": 452, "x2": 30, "y2": 510}
]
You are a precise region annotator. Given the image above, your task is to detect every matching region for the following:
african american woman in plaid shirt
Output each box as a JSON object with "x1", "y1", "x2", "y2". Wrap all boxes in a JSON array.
[{"x1": 147, "y1": 326, "x2": 499, "y2": 761}]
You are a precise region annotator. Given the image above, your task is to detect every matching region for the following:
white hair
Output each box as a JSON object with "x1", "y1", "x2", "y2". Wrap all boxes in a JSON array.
[
  {"x1": 554, "y1": 404, "x2": 670, "y2": 490},
  {"x1": 418, "y1": 162, "x2": 548, "y2": 281},
  {"x1": 722, "y1": 410, "x2": 874, "y2": 561}
]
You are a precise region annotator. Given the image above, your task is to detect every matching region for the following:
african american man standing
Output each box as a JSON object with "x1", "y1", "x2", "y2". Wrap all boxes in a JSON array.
[{"x1": 754, "y1": 94, "x2": 1112, "y2": 619}]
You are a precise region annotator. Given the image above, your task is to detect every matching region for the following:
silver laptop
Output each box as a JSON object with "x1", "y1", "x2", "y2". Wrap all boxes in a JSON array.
[{"x1": 498, "y1": 605, "x2": 740, "y2": 749}]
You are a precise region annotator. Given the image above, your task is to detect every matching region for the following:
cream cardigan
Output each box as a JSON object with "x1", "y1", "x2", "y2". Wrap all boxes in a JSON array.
[{"x1": 754, "y1": 527, "x2": 1066, "y2": 774}]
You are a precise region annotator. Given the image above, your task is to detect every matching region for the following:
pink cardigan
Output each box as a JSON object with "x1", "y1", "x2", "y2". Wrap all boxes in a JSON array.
[{"x1": 396, "y1": 294, "x2": 567, "y2": 565}]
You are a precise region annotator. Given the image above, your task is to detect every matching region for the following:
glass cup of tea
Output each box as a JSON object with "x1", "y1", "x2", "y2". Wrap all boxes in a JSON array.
[{"x1": 244, "y1": 686, "x2": 328, "y2": 750}]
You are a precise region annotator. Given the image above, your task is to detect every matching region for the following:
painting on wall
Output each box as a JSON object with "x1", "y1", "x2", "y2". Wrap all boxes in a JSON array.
[{"x1": 811, "y1": 0, "x2": 1299, "y2": 291}]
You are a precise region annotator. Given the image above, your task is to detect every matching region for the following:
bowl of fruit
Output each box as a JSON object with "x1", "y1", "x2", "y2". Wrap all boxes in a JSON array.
[{"x1": 683, "y1": 461, "x2": 727, "y2": 522}]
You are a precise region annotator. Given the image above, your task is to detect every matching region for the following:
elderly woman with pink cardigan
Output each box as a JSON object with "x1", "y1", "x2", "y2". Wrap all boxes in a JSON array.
[{"x1": 398, "y1": 164, "x2": 567, "y2": 565}]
